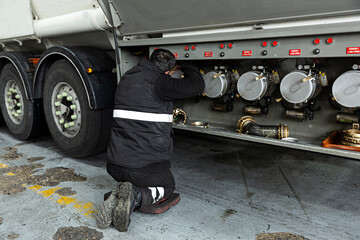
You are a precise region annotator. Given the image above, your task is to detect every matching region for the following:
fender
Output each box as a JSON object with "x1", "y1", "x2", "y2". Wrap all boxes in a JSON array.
[
  {"x1": 0, "y1": 51, "x2": 34, "y2": 99},
  {"x1": 33, "y1": 46, "x2": 117, "y2": 110}
]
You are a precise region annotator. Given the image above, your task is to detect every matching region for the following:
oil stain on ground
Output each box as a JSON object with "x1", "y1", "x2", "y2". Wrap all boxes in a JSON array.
[
  {"x1": 55, "y1": 187, "x2": 77, "y2": 196},
  {"x1": 255, "y1": 232, "x2": 308, "y2": 240},
  {"x1": 53, "y1": 226, "x2": 103, "y2": 240},
  {"x1": 0, "y1": 164, "x2": 86, "y2": 195},
  {"x1": 0, "y1": 147, "x2": 23, "y2": 161}
]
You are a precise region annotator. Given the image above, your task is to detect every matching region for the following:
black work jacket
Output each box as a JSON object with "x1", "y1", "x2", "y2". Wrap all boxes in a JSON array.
[{"x1": 107, "y1": 60, "x2": 204, "y2": 168}]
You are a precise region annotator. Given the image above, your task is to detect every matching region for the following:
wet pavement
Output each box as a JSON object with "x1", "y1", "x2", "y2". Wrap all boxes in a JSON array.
[{"x1": 0, "y1": 126, "x2": 359, "y2": 240}]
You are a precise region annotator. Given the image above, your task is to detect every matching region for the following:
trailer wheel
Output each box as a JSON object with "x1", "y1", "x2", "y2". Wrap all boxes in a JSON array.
[
  {"x1": 43, "y1": 59, "x2": 112, "y2": 158},
  {"x1": 0, "y1": 63, "x2": 41, "y2": 140}
]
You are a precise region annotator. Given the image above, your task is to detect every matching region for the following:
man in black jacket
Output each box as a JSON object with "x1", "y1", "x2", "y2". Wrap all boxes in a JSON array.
[{"x1": 96, "y1": 49, "x2": 205, "y2": 232}]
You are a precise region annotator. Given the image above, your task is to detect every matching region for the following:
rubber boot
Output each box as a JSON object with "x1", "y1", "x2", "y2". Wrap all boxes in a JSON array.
[
  {"x1": 112, "y1": 182, "x2": 142, "y2": 232},
  {"x1": 95, "y1": 182, "x2": 122, "y2": 229}
]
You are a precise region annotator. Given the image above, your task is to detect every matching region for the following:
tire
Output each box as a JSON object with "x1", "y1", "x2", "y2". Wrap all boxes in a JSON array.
[
  {"x1": 0, "y1": 63, "x2": 42, "y2": 140},
  {"x1": 43, "y1": 59, "x2": 112, "y2": 158}
]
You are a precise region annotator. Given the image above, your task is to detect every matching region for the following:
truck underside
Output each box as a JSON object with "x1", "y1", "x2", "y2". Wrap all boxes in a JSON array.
[{"x1": 0, "y1": 0, "x2": 360, "y2": 159}]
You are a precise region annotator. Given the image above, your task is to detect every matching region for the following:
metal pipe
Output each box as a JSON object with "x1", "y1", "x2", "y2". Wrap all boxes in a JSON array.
[
  {"x1": 173, "y1": 108, "x2": 187, "y2": 125},
  {"x1": 237, "y1": 116, "x2": 289, "y2": 139},
  {"x1": 336, "y1": 113, "x2": 359, "y2": 124}
]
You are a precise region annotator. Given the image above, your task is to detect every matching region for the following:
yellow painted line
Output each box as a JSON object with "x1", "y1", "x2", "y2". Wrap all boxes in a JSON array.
[
  {"x1": 57, "y1": 196, "x2": 77, "y2": 205},
  {"x1": 73, "y1": 201, "x2": 96, "y2": 216},
  {"x1": 38, "y1": 187, "x2": 62, "y2": 197},
  {"x1": 5, "y1": 172, "x2": 15, "y2": 176},
  {"x1": 0, "y1": 163, "x2": 9, "y2": 168},
  {"x1": 25, "y1": 184, "x2": 96, "y2": 218},
  {"x1": 29, "y1": 185, "x2": 42, "y2": 191}
]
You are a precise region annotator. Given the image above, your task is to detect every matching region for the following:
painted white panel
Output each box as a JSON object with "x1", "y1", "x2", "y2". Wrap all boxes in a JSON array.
[{"x1": 0, "y1": 0, "x2": 34, "y2": 40}]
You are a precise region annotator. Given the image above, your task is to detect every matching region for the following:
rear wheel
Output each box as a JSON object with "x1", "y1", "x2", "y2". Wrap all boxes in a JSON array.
[
  {"x1": 43, "y1": 59, "x2": 112, "y2": 158},
  {"x1": 0, "y1": 63, "x2": 41, "y2": 140}
]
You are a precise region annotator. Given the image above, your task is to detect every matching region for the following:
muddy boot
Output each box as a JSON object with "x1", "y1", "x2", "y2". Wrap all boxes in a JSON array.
[
  {"x1": 112, "y1": 182, "x2": 142, "y2": 232},
  {"x1": 95, "y1": 183, "x2": 122, "y2": 229}
]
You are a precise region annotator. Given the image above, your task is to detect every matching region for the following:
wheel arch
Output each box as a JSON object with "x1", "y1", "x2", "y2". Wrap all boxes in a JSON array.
[
  {"x1": 33, "y1": 46, "x2": 117, "y2": 110},
  {"x1": 0, "y1": 51, "x2": 34, "y2": 100}
]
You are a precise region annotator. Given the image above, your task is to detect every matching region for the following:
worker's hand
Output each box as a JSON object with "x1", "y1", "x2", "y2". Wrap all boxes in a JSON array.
[{"x1": 169, "y1": 64, "x2": 180, "y2": 76}]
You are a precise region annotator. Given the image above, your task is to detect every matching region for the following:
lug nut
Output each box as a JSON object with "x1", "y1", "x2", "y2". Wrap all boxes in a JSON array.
[
  {"x1": 7, "y1": 98, "x2": 12, "y2": 102},
  {"x1": 55, "y1": 101, "x2": 61, "y2": 107},
  {"x1": 7, "y1": 91, "x2": 11, "y2": 96},
  {"x1": 55, "y1": 111, "x2": 61, "y2": 116},
  {"x1": 66, "y1": 96, "x2": 73, "y2": 101},
  {"x1": 14, "y1": 113, "x2": 19, "y2": 117},
  {"x1": 16, "y1": 103, "x2": 21, "y2": 107},
  {"x1": 64, "y1": 123, "x2": 69, "y2": 128},
  {"x1": 69, "y1": 122, "x2": 75, "y2": 127},
  {"x1": 71, "y1": 114, "x2": 77, "y2": 120},
  {"x1": 59, "y1": 118, "x2": 65, "y2": 124},
  {"x1": 15, "y1": 94, "x2": 20, "y2": 99},
  {"x1": 16, "y1": 110, "x2": 21, "y2": 114},
  {"x1": 57, "y1": 94, "x2": 62, "y2": 99},
  {"x1": 62, "y1": 92, "x2": 68, "y2": 97},
  {"x1": 8, "y1": 106, "x2": 13, "y2": 110},
  {"x1": 70, "y1": 105, "x2": 76, "y2": 110}
]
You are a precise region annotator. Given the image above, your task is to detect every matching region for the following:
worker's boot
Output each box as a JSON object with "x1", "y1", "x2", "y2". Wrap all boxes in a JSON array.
[
  {"x1": 112, "y1": 182, "x2": 142, "y2": 232},
  {"x1": 95, "y1": 182, "x2": 122, "y2": 229}
]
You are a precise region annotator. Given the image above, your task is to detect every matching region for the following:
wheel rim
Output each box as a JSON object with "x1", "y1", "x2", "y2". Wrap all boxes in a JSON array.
[
  {"x1": 4, "y1": 80, "x2": 24, "y2": 124},
  {"x1": 51, "y1": 82, "x2": 82, "y2": 138}
]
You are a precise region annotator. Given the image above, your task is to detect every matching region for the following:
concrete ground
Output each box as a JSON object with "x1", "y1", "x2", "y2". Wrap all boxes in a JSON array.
[{"x1": 0, "y1": 126, "x2": 359, "y2": 240}]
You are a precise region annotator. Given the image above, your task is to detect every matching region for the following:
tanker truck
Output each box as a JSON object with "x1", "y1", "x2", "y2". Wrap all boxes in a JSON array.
[{"x1": 1, "y1": 0, "x2": 360, "y2": 159}]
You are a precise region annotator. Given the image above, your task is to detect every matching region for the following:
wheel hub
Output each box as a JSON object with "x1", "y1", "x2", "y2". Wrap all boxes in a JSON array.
[
  {"x1": 5, "y1": 80, "x2": 24, "y2": 124},
  {"x1": 51, "y1": 82, "x2": 81, "y2": 138}
]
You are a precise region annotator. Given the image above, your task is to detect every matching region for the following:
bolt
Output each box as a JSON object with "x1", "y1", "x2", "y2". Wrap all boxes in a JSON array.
[
  {"x1": 69, "y1": 121, "x2": 75, "y2": 127},
  {"x1": 57, "y1": 94, "x2": 62, "y2": 99},
  {"x1": 71, "y1": 114, "x2": 77, "y2": 120},
  {"x1": 14, "y1": 113, "x2": 19, "y2": 117},
  {"x1": 70, "y1": 105, "x2": 76, "y2": 110},
  {"x1": 16, "y1": 110, "x2": 21, "y2": 114},
  {"x1": 62, "y1": 92, "x2": 68, "y2": 97},
  {"x1": 59, "y1": 118, "x2": 65, "y2": 124},
  {"x1": 64, "y1": 123, "x2": 69, "y2": 128},
  {"x1": 66, "y1": 96, "x2": 73, "y2": 101},
  {"x1": 9, "y1": 88, "x2": 14, "y2": 92},
  {"x1": 55, "y1": 101, "x2": 61, "y2": 107},
  {"x1": 15, "y1": 94, "x2": 20, "y2": 99},
  {"x1": 55, "y1": 111, "x2": 61, "y2": 116},
  {"x1": 7, "y1": 98, "x2": 12, "y2": 102},
  {"x1": 16, "y1": 103, "x2": 21, "y2": 107},
  {"x1": 8, "y1": 106, "x2": 13, "y2": 110}
]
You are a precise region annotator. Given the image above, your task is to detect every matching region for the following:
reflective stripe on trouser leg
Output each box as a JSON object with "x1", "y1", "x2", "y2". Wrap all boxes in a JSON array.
[{"x1": 148, "y1": 187, "x2": 165, "y2": 204}]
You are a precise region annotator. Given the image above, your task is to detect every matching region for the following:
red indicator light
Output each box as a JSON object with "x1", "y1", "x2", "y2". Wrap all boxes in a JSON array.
[
  {"x1": 184, "y1": 46, "x2": 189, "y2": 51},
  {"x1": 173, "y1": 53, "x2": 178, "y2": 58},
  {"x1": 326, "y1": 38, "x2": 333, "y2": 44},
  {"x1": 228, "y1": 43, "x2": 233, "y2": 48},
  {"x1": 313, "y1": 39, "x2": 321, "y2": 45},
  {"x1": 204, "y1": 52, "x2": 213, "y2": 57},
  {"x1": 191, "y1": 45, "x2": 197, "y2": 50},
  {"x1": 272, "y1": 41, "x2": 278, "y2": 47},
  {"x1": 261, "y1": 41, "x2": 268, "y2": 47},
  {"x1": 220, "y1": 43, "x2": 225, "y2": 49}
]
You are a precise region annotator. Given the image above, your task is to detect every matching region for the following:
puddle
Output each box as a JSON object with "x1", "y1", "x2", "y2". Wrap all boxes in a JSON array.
[
  {"x1": 0, "y1": 147, "x2": 23, "y2": 161},
  {"x1": 53, "y1": 226, "x2": 103, "y2": 240},
  {"x1": 0, "y1": 164, "x2": 86, "y2": 195},
  {"x1": 256, "y1": 232, "x2": 307, "y2": 240}
]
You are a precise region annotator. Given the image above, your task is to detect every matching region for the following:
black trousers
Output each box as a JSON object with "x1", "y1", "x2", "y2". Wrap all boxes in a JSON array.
[{"x1": 107, "y1": 161, "x2": 175, "y2": 207}]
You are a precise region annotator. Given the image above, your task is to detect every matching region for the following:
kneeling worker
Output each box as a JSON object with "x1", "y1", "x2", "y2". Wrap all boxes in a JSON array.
[{"x1": 96, "y1": 48, "x2": 205, "y2": 232}]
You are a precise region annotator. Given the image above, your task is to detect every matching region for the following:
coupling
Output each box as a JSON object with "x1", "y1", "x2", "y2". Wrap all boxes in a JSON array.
[
  {"x1": 173, "y1": 108, "x2": 187, "y2": 125},
  {"x1": 342, "y1": 123, "x2": 360, "y2": 147}
]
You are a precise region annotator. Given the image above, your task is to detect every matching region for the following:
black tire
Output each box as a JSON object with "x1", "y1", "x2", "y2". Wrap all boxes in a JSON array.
[
  {"x1": 0, "y1": 63, "x2": 42, "y2": 140},
  {"x1": 43, "y1": 59, "x2": 112, "y2": 158}
]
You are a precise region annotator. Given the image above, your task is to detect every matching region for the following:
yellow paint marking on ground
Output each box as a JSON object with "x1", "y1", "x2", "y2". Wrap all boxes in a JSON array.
[
  {"x1": 0, "y1": 163, "x2": 9, "y2": 168},
  {"x1": 73, "y1": 201, "x2": 96, "y2": 216},
  {"x1": 38, "y1": 187, "x2": 62, "y2": 197},
  {"x1": 5, "y1": 172, "x2": 15, "y2": 176},
  {"x1": 57, "y1": 196, "x2": 77, "y2": 205},
  {"x1": 28, "y1": 185, "x2": 42, "y2": 191}
]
